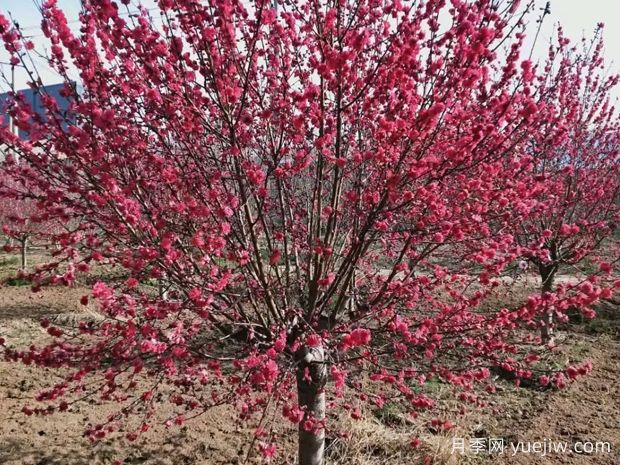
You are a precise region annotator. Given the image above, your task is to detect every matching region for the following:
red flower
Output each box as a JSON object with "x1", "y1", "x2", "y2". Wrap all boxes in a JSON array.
[
  {"x1": 269, "y1": 249, "x2": 281, "y2": 266},
  {"x1": 343, "y1": 328, "x2": 371, "y2": 350},
  {"x1": 306, "y1": 334, "x2": 321, "y2": 347}
]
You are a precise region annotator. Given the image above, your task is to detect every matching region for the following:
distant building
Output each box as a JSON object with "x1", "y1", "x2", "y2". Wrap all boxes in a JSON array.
[{"x1": 0, "y1": 82, "x2": 78, "y2": 140}]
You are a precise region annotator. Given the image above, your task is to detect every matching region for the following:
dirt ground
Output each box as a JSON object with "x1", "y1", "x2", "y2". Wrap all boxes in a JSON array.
[
  {"x1": 0, "y1": 286, "x2": 286, "y2": 465},
  {"x1": 479, "y1": 334, "x2": 620, "y2": 465},
  {"x1": 0, "y1": 270, "x2": 619, "y2": 464}
]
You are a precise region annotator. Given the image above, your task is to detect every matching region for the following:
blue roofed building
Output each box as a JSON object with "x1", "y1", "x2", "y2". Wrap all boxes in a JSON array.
[{"x1": 0, "y1": 82, "x2": 78, "y2": 140}]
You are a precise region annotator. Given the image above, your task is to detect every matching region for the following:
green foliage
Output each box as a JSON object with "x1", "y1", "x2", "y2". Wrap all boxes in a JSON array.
[
  {"x1": 5, "y1": 276, "x2": 30, "y2": 287},
  {"x1": 372, "y1": 403, "x2": 406, "y2": 427},
  {"x1": 0, "y1": 255, "x2": 19, "y2": 268}
]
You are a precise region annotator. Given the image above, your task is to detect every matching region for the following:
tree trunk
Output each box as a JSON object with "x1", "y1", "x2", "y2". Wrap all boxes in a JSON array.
[
  {"x1": 158, "y1": 274, "x2": 169, "y2": 299},
  {"x1": 539, "y1": 264, "x2": 557, "y2": 344},
  {"x1": 20, "y1": 237, "x2": 28, "y2": 271},
  {"x1": 296, "y1": 344, "x2": 327, "y2": 465}
]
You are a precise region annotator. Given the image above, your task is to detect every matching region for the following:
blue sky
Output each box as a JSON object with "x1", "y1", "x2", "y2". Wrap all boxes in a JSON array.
[{"x1": 1, "y1": 0, "x2": 619, "y2": 97}]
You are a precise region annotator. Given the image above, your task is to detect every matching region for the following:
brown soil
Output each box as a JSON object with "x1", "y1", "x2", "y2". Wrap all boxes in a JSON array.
[
  {"x1": 0, "y1": 283, "x2": 292, "y2": 465},
  {"x1": 0, "y1": 278, "x2": 619, "y2": 464},
  {"x1": 481, "y1": 335, "x2": 620, "y2": 465}
]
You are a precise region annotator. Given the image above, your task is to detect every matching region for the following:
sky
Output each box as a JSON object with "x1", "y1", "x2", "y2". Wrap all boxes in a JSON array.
[{"x1": 0, "y1": 0, "x2": 619, "y2": 96}]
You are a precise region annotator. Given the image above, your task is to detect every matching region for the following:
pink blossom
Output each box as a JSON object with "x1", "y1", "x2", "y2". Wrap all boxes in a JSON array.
[{"x1": 343, "y1": 328, "x2": 371, "y2": 350}]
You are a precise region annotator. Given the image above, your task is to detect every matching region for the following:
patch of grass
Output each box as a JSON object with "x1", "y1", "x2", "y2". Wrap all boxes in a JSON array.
[
  {"x1": 581, "y1": 318, "x2": 620, "y2": 337},
  {"x1": 574, "y1": 257, "x2": 599, "y2": 275},
  {"x1": 565, "y1": 306, "x2": 586, "y2": 324},
  {"x1": 5, "y1": 276, "x2": 30, "y2": 287},
  {"x1": 565, "y1": 340, "x2": 591, "y2": 358},
  {"x1": 326, "y1": 415, "x2": 421, "y2": 465},
  {"x1": 567, "y1": 299, "x2": 620, "y2": 338},
  {"x1": 411, "y1": 375, "x2": 444, "y2": 395},
  {"x1": 0, "y1": 256, "x2": 19, "y2": 268},
  {"x1": 372, "y1": 403, "x2": 407, "y2": 427}
]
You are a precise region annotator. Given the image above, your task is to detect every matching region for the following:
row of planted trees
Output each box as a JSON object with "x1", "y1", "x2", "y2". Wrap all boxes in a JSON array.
[
  {"x1": 0, "y1": 194, "x2": 35, "y2": 271},
  {"x1": 0, "y1": 1, "x2": 619, "y2": 464},
  {"x1": 0, "y1": 179, "x2": 60, "y2": 271}
]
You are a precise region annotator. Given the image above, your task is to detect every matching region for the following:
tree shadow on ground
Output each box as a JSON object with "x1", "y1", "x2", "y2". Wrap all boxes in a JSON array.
[
  {"x1": 0, "y1": 427, "x2": 254, "y2": 465},
  {"x1": 0, "y1": 431, "x2": 216, "y2": 465}
]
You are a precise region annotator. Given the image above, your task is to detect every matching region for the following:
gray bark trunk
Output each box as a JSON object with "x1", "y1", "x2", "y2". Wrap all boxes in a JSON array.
[
  {"x1": 158, "y1": 275, "x2": 169, "y2": 299},
  {"x1": 539, "y1": 264, "x2": 556, "y2": 344},
  {"x1": 20, "y1": 237, "x2": 28, "y2": 271},
  {"x1": 296, "y1": 344, "x2": 327, "y2": 465}
]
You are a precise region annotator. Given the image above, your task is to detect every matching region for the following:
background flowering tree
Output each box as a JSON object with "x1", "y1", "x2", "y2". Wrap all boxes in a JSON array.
[
  {"x1": 514, "y1": 28, "x2": 620, "y2": 344},
  {"x1": 0, "y1": 174, "x2": 59, "y2": 271},
  {"x1": 0, "y1": 1, "x2": 617, "y2": 464}
]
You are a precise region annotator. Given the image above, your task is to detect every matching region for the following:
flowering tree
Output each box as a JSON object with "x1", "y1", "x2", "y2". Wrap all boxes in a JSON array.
[
  {"x1": 514, "y1": 28, "x2": 620, "y2": 343},
  {"x1": 0, "y1": 1, "x2": 617, "y2": 464},
  {"x1": 0, "y1": 174, "x2": 56, "y2": 271}
]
